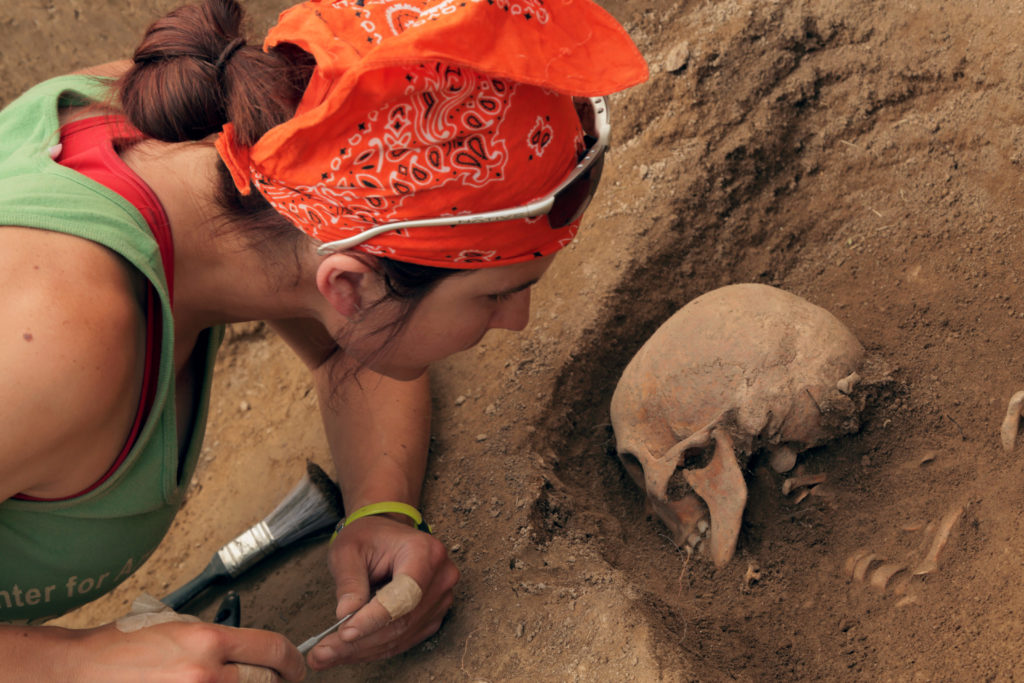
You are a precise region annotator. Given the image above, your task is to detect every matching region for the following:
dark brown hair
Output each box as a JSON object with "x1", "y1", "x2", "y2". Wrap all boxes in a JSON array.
[{"x1": 117, "y1": 0, "x2": 457, "y2": 354}]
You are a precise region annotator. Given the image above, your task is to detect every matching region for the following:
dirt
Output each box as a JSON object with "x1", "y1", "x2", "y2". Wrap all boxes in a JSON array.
[{"x1": 7, "y1": 0, "x2": 1024, "y2": 680}]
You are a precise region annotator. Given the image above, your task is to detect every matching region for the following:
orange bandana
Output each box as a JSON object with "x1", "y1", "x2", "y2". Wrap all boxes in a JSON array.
[{"x1": 216, "y1": 0, "x2": 648, "y2": 268}]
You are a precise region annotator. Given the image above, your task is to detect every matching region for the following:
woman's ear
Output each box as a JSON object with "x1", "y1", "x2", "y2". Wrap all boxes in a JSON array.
[{"x1": 315, "y1": 252, "x2": 378, "y2": 319}]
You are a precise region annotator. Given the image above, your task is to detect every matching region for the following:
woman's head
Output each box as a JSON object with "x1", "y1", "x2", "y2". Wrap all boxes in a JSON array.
[{"x1": 117, "y1": 0, "x2": 646, "y2": 371}]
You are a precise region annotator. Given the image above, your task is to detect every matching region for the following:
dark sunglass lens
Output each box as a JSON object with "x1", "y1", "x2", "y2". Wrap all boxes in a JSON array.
[
  {"x1": 574, "y1": 98, "x2": 597, "y2": 137},
  {"x1": 548, "y1": 153, "x2": 604, "y2": 228}
]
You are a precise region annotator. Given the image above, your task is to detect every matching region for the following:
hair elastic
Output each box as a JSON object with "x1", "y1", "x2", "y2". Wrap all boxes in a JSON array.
[{"x1": 214, "y1": 37, "x2": 246, "y2": 73}]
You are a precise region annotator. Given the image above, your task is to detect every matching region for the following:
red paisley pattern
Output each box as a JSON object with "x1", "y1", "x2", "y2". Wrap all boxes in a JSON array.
[{"x1": 251, "y1": 64, "x2": 551, "y2": 245}]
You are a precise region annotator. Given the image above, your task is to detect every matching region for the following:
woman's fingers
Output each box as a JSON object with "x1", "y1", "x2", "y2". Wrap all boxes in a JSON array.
[
  {"x1": 214, "y1": 626, "x2": 306, "y2": 682},
  {"x1": 229, "y1": 662, "x2": 282, "y2": 683},
  {"x1": 315, "y1": 515, "x2": 461, "y2": 669},
  {"x1": 309, "y1": 567, "x2": 456, "y2": 668}
]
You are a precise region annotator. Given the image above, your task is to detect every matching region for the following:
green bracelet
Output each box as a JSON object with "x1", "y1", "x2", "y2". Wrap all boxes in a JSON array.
[{"x1": 330, "y1": 501, "x2": 432, "y2": 541}]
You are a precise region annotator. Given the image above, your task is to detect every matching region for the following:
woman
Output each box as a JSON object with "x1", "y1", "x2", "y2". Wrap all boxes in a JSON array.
[{"x1": 0, "y1": 0, "x2": 646, "y2": 678}]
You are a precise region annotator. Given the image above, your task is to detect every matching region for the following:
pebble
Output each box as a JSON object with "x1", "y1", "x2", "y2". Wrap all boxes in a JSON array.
[
  {"x1": 664, "y1": 41, "x2": 690, "y2": 72},
  {"x1": 476, "y1": 434, "x2": 488, "y2": 442}
]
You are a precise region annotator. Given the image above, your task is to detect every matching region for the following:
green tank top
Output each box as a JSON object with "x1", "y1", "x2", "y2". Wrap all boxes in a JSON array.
[{"x1": 0, "y1": 75, "x2": 223, "y2": 623}]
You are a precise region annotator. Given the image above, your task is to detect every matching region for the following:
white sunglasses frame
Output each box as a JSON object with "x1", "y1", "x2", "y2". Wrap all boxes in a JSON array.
[{"x1": 315, "y1": 96, "x2": 610, "y2": 256}]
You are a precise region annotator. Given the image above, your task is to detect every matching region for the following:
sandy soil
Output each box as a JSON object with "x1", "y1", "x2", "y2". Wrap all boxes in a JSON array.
[{"x1": 7, "y1": 0, "x2": 1024, "y2": 679}]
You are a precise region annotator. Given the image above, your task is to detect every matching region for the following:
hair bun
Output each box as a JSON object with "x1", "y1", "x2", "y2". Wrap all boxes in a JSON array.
[{"x1": 118, "y1": 0, "x2": 311, "y2": 145}]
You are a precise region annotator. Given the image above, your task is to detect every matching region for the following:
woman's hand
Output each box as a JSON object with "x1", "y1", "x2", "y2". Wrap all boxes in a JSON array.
[
  {"x1": 308, "y1": 515, "x2": 459, "y2": 669},
  {"x1": 1, "y1": 619, "x2": 307, "y2": 682}
]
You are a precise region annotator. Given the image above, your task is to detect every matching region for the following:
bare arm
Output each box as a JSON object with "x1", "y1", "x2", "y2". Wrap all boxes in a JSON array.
[
  {"x1": 318, "y1": 356, "x2": 431, "y2": 514},
  {"x1": 268, "y1": 318, "x2": 431, "y2": 512},
  {"x1": 0, "y1": 621, "x2": 305, "y2": 682},
  {"x1": 270, "y1": 319, "x2": 458, "y2": 669}
]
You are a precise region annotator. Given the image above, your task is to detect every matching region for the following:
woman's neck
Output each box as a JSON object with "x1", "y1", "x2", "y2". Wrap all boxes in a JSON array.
[{"x1": 121, "y1": 140, "x2": 324, "y2": 365}]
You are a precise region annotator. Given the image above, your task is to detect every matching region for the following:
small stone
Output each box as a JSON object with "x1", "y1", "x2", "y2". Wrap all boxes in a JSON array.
[
  {"x1": 664, "y1": 41, "x2": 690, "y2": 72},
  {"x1": 239, "y1": 400, "x2": 251, "y2": 412},
  {"x1": 475, "y1": 434, "x2": 488, "y2": 442},
  {"x1": 455, "y1": 395, "x2": 466, "y2": 406}
]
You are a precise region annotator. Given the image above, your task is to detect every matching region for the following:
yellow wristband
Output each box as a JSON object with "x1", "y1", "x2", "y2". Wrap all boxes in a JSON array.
[{"x1": 330, "y1": 502, "x2": 432, "y2": 542}]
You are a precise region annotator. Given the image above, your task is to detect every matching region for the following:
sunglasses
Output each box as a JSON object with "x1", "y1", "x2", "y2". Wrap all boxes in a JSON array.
[{"x1": 315, "y1": 96, "x2": 610, "y2": 256}]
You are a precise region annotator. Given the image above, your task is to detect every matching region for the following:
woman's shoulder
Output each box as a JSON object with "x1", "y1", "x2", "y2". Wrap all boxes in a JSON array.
[
  {"x1": 0, "y1": 225, "x2": 144, "y2": 320},
  {"x1": 0, "y1": 225, "x2": 145, "y2": 499}
]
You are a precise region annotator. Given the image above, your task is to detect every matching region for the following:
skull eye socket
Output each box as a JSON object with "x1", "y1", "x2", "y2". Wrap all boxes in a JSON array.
[{"x1": 615, "y1": 451, "x2": 646, "y2": 490}]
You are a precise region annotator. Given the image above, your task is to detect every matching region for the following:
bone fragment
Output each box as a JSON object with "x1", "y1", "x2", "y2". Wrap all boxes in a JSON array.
[
  {"x1": 852, "y1": 553, "x2": 882, "y2": 582},
  {"x1": 913, "y1": 506, "x2": 963, "y2": 576},
  {"x1": 844, "y1": 548, "x2": 872, "y2": 579},
  {"x1": 1001, "y1": 391, "x2": 1024, "y2": 452},
  {"x1": 375, "y1": 574, "x2": 423, "y2": 620},
  {"x1": 900, "y1": 521, "x2": 925, "y2": 532},
  {"x1": 683, "y1": 430, "x2": 747, "y2": 568},
  {"x1": 808, "y1": 484, "x2": 836, "y2": 500},
  {"x1": 744, "y1": 562, "x2": 761, "y2": 587},
  {"x1": 697, "y1": 519, "x2": 709, "y2": 534},
  {"x1": 836, "y1": 372, "x2": 861, "y2": 395},
  {"x1": 792, "y1": 488, "x2": 811, "y2": 504},
  {"x1": 918, "y1": 452, "x2": 936, "y2": 466},
  {"x1": 782, "y1": 472, "x2": 827, "y2": 496},
  {"x1": 916, "y1": 520, "x2": 937, "y2": 554},
  {"x1": 869, "y1": 563, "x2": 906, "y2": 592},
  {"x1": 769, "y1": 445, "x2": 798, "y2": 474},
  {"x1": 895, "y1": 594, "x2": 918, "y2": 608}
]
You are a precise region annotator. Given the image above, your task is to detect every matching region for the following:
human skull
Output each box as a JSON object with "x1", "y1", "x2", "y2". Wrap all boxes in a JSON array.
[{"x1": 610, "y1": 284, "x2": 865, "y2": 566}]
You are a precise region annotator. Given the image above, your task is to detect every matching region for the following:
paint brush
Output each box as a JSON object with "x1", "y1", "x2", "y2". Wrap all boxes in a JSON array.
[{"x1": 162, "y1": 461, "x2": 344, "y2": 611}]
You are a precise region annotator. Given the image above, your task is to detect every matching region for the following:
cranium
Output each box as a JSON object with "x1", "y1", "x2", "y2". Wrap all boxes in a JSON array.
[{"x1": 610, "y1": 283, "x2": 865, "y2": 567}]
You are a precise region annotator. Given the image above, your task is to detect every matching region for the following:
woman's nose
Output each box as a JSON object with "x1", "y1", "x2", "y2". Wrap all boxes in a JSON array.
[{"x1": 491, "y1": 289, "x2": 532, "y2": 331}]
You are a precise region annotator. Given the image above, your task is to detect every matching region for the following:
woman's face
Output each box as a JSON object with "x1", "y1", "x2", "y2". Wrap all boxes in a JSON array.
[{"x1": 347, "y1": 255, "x2": 556, "y2": 380}]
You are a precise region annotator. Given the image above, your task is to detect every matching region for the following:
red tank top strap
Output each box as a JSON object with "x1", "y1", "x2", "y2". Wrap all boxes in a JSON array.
[
  {"x1": 54, "y1": 115, "x2": 175, "y2": 301},
  {"x1": 13, "y1": 115, "x2": 172, "y2": 502}
]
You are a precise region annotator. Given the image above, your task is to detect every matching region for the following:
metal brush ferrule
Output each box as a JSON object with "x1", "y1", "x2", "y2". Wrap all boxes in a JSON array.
[{"x1": 217, "y1": 521, "x2": 277, "y2": 577}]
